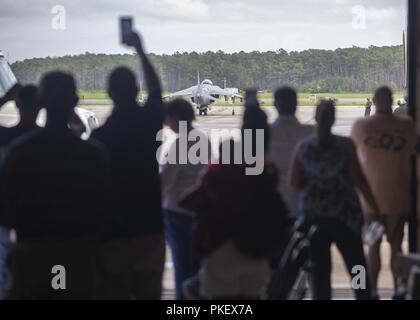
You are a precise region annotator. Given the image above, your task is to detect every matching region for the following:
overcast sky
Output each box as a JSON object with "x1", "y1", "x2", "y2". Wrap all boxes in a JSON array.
[{"x1": 1, "y1": 0, "x2": 406, "y2": 62}]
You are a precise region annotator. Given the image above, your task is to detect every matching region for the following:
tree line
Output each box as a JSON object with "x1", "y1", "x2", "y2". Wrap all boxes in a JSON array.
[{"x1": 11, "y1": 45, "x2": 404, "y2": 93}]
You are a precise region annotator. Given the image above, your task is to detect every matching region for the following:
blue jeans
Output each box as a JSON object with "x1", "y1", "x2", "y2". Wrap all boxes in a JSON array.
[
  {"x1": 164, "y1": 209, "x2": 198, "y2": 300},
  {"x1": 0, "y1": 226, "x2": 12, "y2": 300}
]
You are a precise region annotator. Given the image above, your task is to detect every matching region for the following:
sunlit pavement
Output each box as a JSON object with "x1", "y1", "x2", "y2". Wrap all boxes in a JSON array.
[{"x1": 0, "y1": 103, "x2": 398, "y2": 299}]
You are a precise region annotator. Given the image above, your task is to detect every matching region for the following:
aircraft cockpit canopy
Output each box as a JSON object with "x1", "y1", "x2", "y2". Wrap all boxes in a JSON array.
[{"x1": 0, "y1": 53, "x2": 17, "y2": 98}]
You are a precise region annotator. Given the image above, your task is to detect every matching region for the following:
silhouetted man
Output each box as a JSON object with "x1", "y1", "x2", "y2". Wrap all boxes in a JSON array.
[
  {"x1": 269, "y1": 87, "x2": 314, "y2": 214},
  {"x1": 0, "y1": 84, "x2": 41, "y2": 300},
  {"x1": 0, "y1": 71, "x2": 110, "y2": 299},
  {"x1": 0, "y1": 83, "x2": 86, "y2": 144},
  {"x1": 91, "y1": 31, "x2": 164, "y2": 299}
]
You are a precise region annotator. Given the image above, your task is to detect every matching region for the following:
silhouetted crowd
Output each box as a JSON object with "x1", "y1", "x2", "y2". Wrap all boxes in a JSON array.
[{"x1": 0, "y1": 31, "x2": 416, "y2": 300}]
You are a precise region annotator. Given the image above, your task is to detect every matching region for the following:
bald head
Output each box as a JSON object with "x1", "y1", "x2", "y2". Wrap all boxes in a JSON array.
[
  {"x1": 373, "y1": 86, "x2": 393, "y2": 114},
  {"x1": 39, "y1": 72, "x2": 78, "y2": 109}
]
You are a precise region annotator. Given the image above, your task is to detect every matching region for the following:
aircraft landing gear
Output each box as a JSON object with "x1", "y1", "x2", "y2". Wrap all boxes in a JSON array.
[{"x1": 198, "y1": 106, "x2": 208, "y2": 116}]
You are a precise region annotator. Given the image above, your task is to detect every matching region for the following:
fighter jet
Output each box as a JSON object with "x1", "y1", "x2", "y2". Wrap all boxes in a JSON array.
[{"x1": 165, "y1": 72, "x2": 243, "y2": 115}]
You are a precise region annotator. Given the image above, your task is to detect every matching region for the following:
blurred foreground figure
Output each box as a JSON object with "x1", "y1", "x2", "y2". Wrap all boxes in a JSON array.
[
  {"x1": 269, "y1": 87, "x2": 314, "y2": 214},
  {"x1": 161, "y1": 99, "x2": 211, "y2": 299},
  {"x1": 181, "y1": 97, "x2": 290, "y2": 299},
  {"x1": 289, "y1": 100, "x2": 378, "y2": 300},
  {"x1": 351, "y1": 87, "x2": 416, "y2": 299},
  {"x1": 91, "y1": 31, "x2": 165, "y2": 299},
  {"x1": 0, "y1": 72, "x2": 110, "y2": 299}
]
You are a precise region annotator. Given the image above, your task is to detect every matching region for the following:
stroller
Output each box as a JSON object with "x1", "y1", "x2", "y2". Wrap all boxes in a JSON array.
[{"x1": 265, "y1": 218, "x2": 318, "y2": 300}]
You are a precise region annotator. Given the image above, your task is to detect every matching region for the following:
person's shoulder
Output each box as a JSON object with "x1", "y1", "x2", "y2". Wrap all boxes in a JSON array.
[
  {"x1": 0, "y1": 126, "x2": 13, "y2": 146},
  {"x1": 0, "y1": 126, "x2": 9, "y2": 135},
  {"x1": 380, "y1": 114, "x2": 415, "y2": 129},
  {"x1": 394, "y1": 115, "x2": 416, "y2": 136},
  {"x1": 73, "y1": 136, "x2": 110, "y2": 163},
  {"x1": 269, "y1": 119, "x2": 280, "y2": 130},
  {"x1": 283, "y1": 119, "x2": 315, "y2": 139},
  {"x1": 299, "y1": 134, "x2": 314, "y2": 146},
  {"x1": 395, "y1": 114, "x2": 415, "y2": 126},
  {"x1": 353, "y1": 116, "x2": 369, "y2": 128},
  {"x1": 5, "y1": 129, "x2": 44, "y2": 157},
  {"x1": 90, "y1": 126, "x2": 103, "y2": 139},
  {"x1": 85, "y1": 135, "x2": 106, "y2": 149},
  {"x1": 351, "y1": 116, "x2": 371, "y2": 135},
  {"x1": 90, "y1": 121, "x2": 113, "y2": 141},
  {"x1": 295, "y1": 135, "x2": 314, "y2": 155},
  {"x1": 300, "y1": 123, "x2": 316, "y2": 134},
  {"x1": 4, "y1": 125, "x2": 42, "y2": 143},
  {"x1": 9, "y1": 128, "x2": 43, "y2": 147},
  {"x1": 131, "y1": 106, "x2": 155, "y2": 126},
  {"x1": 77, "y1": 135, "x2": 106, "y2": 153}
]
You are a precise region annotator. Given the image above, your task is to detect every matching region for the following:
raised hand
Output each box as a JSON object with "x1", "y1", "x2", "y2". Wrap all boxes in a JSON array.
[{"x1": 127, "y1": 31, "x2": 145, "y2": 55}]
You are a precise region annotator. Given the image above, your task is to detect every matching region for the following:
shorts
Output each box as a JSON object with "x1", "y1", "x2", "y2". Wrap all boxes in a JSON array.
[
  {"x1": 366, "y1": 215, "x2": 407, "y2": 247},
  {"x1": 199, "y1": 241, "x2": 270, "y2": 299}
]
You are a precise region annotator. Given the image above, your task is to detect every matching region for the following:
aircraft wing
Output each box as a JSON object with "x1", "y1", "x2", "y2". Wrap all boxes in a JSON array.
[
  {"x1": 209, "y1": 86, "x2": 236, "y2": 96},
  {"x1": 201, "y1": 93, "x2": 225, "y2": 103},
  {"x1": 164, "y1": 86, "x2": 198, "y2": 99},
  {"x1": 209, "y1": 86, "x2": 243, "y2": 99}
]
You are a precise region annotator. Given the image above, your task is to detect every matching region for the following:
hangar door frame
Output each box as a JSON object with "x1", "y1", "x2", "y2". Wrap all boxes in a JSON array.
[{"x1": 408, "y1": 0, "x2": 419, "y2": 253}]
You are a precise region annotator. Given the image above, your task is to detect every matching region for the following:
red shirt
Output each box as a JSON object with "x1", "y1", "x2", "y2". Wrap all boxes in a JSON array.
[{"x1": 192, "y1": 158, "x2": 279, "y2": 258}]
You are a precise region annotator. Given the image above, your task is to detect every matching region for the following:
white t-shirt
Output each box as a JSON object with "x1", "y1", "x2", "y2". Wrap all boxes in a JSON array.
[
  {"x1": 269, "y1": 115, "x2": 314, "y2": 212},
  {"x1": 160, "y1": 129, "x2": 212, "y2": 215}
]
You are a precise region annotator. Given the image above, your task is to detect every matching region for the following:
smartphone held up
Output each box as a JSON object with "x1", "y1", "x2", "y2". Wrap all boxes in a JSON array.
[{"x1": 120, "y1": 16, "x2": 133, "y2": 45}]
